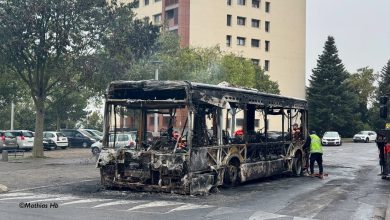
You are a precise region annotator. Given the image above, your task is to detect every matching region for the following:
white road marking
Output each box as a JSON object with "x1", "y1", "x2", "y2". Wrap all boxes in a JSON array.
[
  {"x1": 0, "y1": 194, "x2": 56, "y2": 201},
  {"x1": 0, "y1": 192, "x2": 33, "y2": 197},
  {"x1": 62, "y1": 199, "x2": 112, "y2": 206},
  {"x1": 206, "y1": 207, "x2": 248, "y2": 217},
  {"x1": 93, "y1": 200, "x2": 139, "y2": 208},
  {"x1": 29, "y1": 196, "x2": 80, "y2": 203},
  {"x1": 166, "y1": 203, "x2": 214, "y2": 213},
  {"x1": 128, "y1": 201, "x2": 184, "y2": 211},
  {"x1": 293, "y1": 217, "x2": 317, "y2": 220},
  {"x1": 249, "y1": 210, "x2": 286, "y2": 220}
]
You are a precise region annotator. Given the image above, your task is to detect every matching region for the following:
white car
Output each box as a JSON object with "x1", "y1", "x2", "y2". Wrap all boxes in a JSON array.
[
  {"x1": 91, "y1": 133, "x2": 137, "y2": 155},
  {"x1": 9, "y1": 130, "x2": 34, "y2": 150},
  {"x1": 353, "y1": 131, "x2": 377, "y2": 143},
  {"x1": 321, "y1": 131, "x2": 342, "y2": 146},
  {"x1": 43, "y1": 131, "x2": 69, "y2": 149}
]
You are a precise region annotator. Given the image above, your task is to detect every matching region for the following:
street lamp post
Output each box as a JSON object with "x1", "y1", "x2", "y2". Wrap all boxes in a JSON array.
[
  {"x1": 151, "y1": 61, "x2": 162, "y2": 133},
  {"x1": 10, "y1": 102, "x2": 15, "y2": 130}
]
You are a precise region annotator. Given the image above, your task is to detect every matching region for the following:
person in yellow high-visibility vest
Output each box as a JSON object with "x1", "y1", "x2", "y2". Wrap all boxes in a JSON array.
[{"x1": 308, "y1": 131, "x2": 324, "y2": 179}]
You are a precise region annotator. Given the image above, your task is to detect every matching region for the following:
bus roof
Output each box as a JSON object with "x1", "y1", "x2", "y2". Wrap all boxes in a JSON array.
[{"x1": 107, "y1": 80, "x2": 307, "y2": 109}]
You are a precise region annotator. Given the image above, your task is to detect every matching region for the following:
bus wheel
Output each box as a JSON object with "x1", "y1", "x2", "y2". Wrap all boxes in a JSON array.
[
  {"x1": 292, "y1": 155, "x2": 303, "y2": 176},
  {"x1": 223, "y1": 164, "x2": 240, "y2": 187}
]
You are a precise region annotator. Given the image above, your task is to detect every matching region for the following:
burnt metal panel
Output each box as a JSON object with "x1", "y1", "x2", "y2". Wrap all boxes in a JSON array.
[{"x1": 240, "y1": 159, "x2": 285, "y2": 182}]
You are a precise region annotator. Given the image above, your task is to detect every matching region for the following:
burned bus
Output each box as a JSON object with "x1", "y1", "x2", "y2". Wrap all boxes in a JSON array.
[{"x1": 97, "y1": 80, "x2": 309, "y2": 195}]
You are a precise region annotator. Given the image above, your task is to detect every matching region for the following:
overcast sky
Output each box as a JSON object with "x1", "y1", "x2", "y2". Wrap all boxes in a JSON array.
[{"x1": 306, "y1": 0, "x2": 390, "y2": 81}]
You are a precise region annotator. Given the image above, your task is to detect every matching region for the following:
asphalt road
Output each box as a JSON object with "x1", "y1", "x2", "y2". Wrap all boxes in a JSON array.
[{"x1": 0, "y1": 142, "x2": 389, "y2": 220}]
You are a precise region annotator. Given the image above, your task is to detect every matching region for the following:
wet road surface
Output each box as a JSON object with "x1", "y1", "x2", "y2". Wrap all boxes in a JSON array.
[{"x1": 0, "y1": 142, "x2": 388, "y2": 220}]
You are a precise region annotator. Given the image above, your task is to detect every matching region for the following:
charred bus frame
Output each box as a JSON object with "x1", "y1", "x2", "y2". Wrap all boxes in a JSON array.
[{"x1": 97, "y1": 80, "x2": 309, "y2": 195}]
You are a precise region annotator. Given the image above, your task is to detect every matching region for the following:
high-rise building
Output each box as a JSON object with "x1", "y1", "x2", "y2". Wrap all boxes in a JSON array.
[{"x1": 127, "y1": 0, "x2": 306, "y2": 99}]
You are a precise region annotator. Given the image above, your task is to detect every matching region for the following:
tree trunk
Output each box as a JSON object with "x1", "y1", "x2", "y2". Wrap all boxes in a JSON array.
[{"x1": 32, "y1": 96, "x2": 45, "y2": 158}]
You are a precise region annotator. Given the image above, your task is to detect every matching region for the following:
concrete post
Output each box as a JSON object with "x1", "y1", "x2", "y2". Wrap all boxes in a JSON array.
[{"x1": 2, "y1": 150, "x2": 8, "y2": 162}]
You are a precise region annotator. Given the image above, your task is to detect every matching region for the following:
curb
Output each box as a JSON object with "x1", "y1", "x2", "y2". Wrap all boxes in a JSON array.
[
  {"x1": 386, "y1": 194, "x2": 390, "y2": 220},
  {"x1": 0, "y1": 184, "x2": 8, "y2": 193}
]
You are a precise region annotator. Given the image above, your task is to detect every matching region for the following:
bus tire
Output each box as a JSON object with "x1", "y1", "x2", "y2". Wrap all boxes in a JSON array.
[
  {"x1": 223, "y1": 159, "x2": 240, "y2": 187},
  {"x1": 292, "y1": 155, "x2": 303, "y2": 177}
]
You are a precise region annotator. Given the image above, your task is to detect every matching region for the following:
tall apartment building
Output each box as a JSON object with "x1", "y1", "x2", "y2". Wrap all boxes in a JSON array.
[{"x1": 127, "y1": 0, "x2": 306, "y2": 99}]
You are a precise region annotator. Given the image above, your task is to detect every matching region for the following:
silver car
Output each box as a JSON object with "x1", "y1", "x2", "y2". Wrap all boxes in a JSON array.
[
  {"x1": 353, "y1": 131, "x2": 377, "y2": 143},
  {"x1": 91, "y1": 133, "x2": 137, "y2": 155},
  {"x1": 43, "y1": 131, "x2": 69, "y2": 149},
  {"x1": 0, "y1": 131, "x2": 18, "y2": 151},
  {"x1": 8, "y1": 130, "x2": 34, "y2": 150}
]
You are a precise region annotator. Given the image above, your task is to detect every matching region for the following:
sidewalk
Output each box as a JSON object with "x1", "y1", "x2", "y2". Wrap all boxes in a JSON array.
[{"x1": 0, "y1": 148, "x2": 99, "y2": 192}]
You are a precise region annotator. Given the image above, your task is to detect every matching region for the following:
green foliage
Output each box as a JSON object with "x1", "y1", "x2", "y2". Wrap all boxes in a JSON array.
[
  {"x1": 86, "y1": 0, "x2": 160, "y2": 92},
  {"x1": 347, "y1": 67, "x2": 376, "y2": 127},
  {"x1": 369, "y1": 59, "x2": 390, "y2": 130},
  {"x1": 84, "y1": 111, "x2": 103, "y2": 131},
  {"x1": 307, "y1": 36, "x2": 361, "y2": 137},
  {"x1": 129, "y1": 32, "x2": 280, "y2": 94},
  {"x1": 44, "y1": 87, "x2": 90, "y2": 131}
]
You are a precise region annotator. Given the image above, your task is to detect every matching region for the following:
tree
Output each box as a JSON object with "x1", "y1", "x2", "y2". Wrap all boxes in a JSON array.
[
  {"x1": 0, "y1": 0, "x2": 160, "y2": 157},
  {"x1": 84, "y1": 111, "x2": 103, "y2": 131},
  {"x1": 347, "y1": 67, "x2": 375, "y2": 128},
  {"x1": 85, "y1": 1, "x2": 160, "y2": 93},
  {"x1": 254, "y1": 66, "x2": 280, "y2": 94},
  {"x1": 307, "y1": 36, "x2": 360, "y2": 136},
  {"x1": 0, "y1": 0, "x2": 109, "y2": 157},
  {"x1": 369, "y1": 59, "x2": 390, "y2": 129},
  {"x1": 44, "y1": 87, "x2": 89, "y2": 131},
  {"x1": 129, "y1": 34, "x2": 280, "y2": 94}
]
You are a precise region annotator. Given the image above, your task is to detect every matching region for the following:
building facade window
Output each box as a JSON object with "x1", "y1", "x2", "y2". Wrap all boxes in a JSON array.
[
  {"x1": 252, "y1": 59, "x2": 260, "y2": 66},
  {"x1": 265, "y1": 1, "x2": 270, "y2": 12},
  {"x1": 237, "y1": 37, "x2": 246, "y2": 46},
  {"x1": 144, "y1": 0, "x2": 149, "y2": 6},
  {"x1": 226, "y1": 35, "x2": 232, "y2": 47},
  {"x1": 264, "y1": 60, "x2": 270, "y2": 71},
  {"x1": 252, "y1": 0, "x2": 260, "y2": 8},
  {"x1": 265, "y1": 40, "x2": 270, "y2": 51},
  {"x1": 227, "y1": 0, "x2": 232, "y2": 6},
  {"x1": 251, "y1": 39, "x2": 260, "y2": 48},
  {"x1": 251, "y1": 19, "x2": 260, "y2": 28},
  {"x1": 237, "y1": 16, "x2": 246, "y2": 26},
  {"x1": 155, "y1": 0, "x2": 161, "y2": 2},
  {"x1": 237, "y1": 0, "x2": 246, "y2": 6},
  {"x1": 227, "y1": 15, "x2": 232, "y2": 26},
  {"x1": 153, "y1": 13, "x2": 161, "y2": 23},
  {"x1": 265, "y1": 21, "x2": 270, "y2": 32}
]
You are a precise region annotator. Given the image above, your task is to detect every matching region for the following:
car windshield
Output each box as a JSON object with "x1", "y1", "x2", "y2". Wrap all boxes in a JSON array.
[
  {"x1": 357, "y1": 131, "x2": 369, "y2": 135},
  {"x1": 56, "y1": 132, "x2": 65, "y2": 137},
  {"x1": 92, "y1": 130, "x2": 103, "y2": 136},
  {"x1": 10, "y1": 132, "x2": 20, "y2": 136},
  {"x1": 79, "y1": 130, "x2": 94, "y2": 138},
  {"x1": 324, "y1": 132, "x2": 339, "y2": 138},
  {"x1": 23, "y1": 131, "x2": 34, "y2": 137},
  {"x1": 4, "y1": 132, "x2": 15, "y2": 138}
]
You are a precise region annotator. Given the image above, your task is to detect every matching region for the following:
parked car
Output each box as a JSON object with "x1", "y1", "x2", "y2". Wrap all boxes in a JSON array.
[
  {"x1": 353, "y1": 131, "x2": 377, "y2": 143},
  {"x1": 43, "y1": 131, "x2": 69, "y2": 149},
  {"x1": 0, "y1": 131, "x2": 18, "y2": 151},
  {"x1": 91, "y1": 132, "x2": 137, "y2": 155},
  {"x1": 82, "y1": 129, "x2": 103, "y2": 141},
  {"x1": 60, "y1": 129, "x2": 96, "y2": 148},
  {"x1": 43, "y1": 138, "x2": 57, "y2": 150},
  {"x1": 321, "y1": 131, "x2": 342, "y2": 146},
  {"x1": 8, "y1": 130, "x2": 34, "y2": 150}
]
